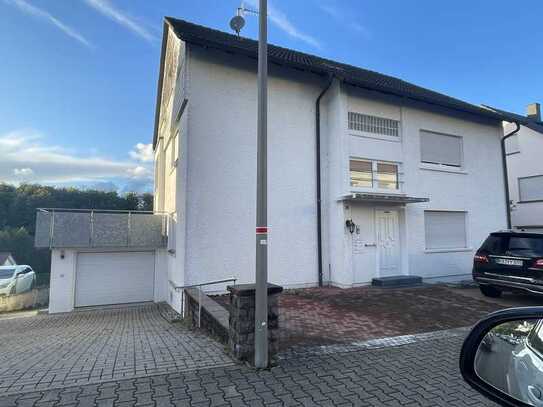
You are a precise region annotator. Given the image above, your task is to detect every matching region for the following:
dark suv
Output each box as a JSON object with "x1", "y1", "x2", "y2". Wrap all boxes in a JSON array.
[{"x1": 473, "y1": 231, "x2": 543, "y2": 297}]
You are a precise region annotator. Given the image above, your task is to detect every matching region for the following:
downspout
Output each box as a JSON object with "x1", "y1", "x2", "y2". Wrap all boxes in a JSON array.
[
  {"x1": 316, "y1": 75, "x2": 334, "y2": 287},
  {"x1": 501, "y1": 121, "x2": 520, "y2": 229}
]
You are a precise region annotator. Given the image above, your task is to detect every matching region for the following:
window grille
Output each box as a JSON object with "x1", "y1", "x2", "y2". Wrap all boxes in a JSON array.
[{"x1": 348, "y1": 112, "x2": 399, "y2": 137}]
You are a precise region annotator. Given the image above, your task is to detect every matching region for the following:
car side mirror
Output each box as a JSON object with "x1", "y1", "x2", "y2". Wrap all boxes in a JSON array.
[{"x1": 460, "y1": 307, "x2": 543, "y2": 406}]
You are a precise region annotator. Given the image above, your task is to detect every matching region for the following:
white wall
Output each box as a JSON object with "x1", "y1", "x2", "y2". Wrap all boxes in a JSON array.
[
  {"x1": 167, "y1": 44, "x2": 505, "y2": 289},
  {"x1": 325, "y1": 85, "x2": 506, "y2": 284},
  {"x1": 184, "y1": 47, "x2": 323, "y2": 289},
  {"x1": 506, "y1": 123, "x2": 543, "y2": 229}
]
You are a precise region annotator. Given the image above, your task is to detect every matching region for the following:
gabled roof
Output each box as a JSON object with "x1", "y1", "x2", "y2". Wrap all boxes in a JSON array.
[
  {"x1": 154, "y1": 17, "x2": 505, "y2": 147},
  {"x1": 482, "y1": 105, "x2": 543, "y2": 134},
  {"x1": 0, "y1": 252, "x2": 15, "y2": 264}
]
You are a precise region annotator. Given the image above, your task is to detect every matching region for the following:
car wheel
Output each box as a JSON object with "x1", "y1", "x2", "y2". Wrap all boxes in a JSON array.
[{"x1": 480, "y1": 285, "x2": 502, "y2": 298}]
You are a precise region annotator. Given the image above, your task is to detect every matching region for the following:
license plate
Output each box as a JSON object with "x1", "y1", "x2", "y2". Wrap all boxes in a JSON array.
[{"x1": 494, "y1": 258, "x2": 523, "y2": 266}]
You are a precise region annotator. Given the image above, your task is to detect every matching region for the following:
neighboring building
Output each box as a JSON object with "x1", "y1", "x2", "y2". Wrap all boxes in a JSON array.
[
  {"x1": 0, "y1": 253, "x2": 16, "y2": 266},
  {"x1": 484, "y1": 103, "x2": 543, "y2": 232},
  {"x1": 37, "y1": 18, "x2": 509, "y2": 314}
]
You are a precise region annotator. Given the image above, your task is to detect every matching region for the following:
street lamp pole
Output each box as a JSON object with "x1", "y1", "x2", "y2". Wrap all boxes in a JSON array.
[{"x1": 254, "y1": 0, "x2": 268, "y2": 369}]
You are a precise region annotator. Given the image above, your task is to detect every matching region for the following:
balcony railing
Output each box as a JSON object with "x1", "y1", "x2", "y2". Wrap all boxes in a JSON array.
[{"x1": 35, "y1": 208, "x2": 168, "y2": 249}]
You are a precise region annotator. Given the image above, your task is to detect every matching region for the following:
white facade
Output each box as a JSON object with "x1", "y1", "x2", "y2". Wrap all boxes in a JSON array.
[
  {"x1": 506, "y1": 120, "x2": 543, "y2": 232},
  {"x1": 153, "y1": 24, "x2": 507, "y2": 313}
]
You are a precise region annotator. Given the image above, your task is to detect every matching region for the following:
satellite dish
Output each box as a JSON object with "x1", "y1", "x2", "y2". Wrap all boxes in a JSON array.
[{"x1": 230, "y1": 15, "x2": 245, "y2": 35}]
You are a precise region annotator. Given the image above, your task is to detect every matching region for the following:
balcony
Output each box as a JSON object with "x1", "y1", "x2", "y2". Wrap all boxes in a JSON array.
[{"x1": 35, "y1": 209, "x2": 168, "y2": 249}]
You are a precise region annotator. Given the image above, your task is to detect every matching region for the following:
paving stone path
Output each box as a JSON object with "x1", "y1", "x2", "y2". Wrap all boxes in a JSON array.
[
  {"x1": 0, "y1": 304, "x2": 233, "y2": 395},
  {"x1": 0, "y1": 329, "x2": 497, "y2": 406}
]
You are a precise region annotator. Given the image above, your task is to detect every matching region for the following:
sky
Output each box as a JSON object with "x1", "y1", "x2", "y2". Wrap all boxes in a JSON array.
[{"x1": 1, "y1": 0, "x2": 542, "y2": 193}]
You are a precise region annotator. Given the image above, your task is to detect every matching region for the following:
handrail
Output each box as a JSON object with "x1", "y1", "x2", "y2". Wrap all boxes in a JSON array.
[
  {"x1": 170, "y1": 277, "x2": 237, "y2": 327},
  {"x1": 37, "y1": 208, "x2": 169, "y2": 214},
  {"x1": 169, "y1": 277, "x2": 237, "y2": 290}
]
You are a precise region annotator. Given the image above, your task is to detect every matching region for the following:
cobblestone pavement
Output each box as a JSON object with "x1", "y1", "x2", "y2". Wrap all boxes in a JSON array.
[
  {"x1": 0, "y1": 304, "x2": 233, "y2": 395},
  {"x1": 279, "y1": 285, "x2": 542, "y2": 349},
  {"x1": 0, "y1": 329, "x2": 496, "y2": 406}
]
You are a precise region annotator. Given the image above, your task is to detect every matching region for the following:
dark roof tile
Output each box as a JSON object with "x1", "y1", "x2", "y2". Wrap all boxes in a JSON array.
[{"x1": 165, "y1": 17, "x2": 504, "y2": 122}]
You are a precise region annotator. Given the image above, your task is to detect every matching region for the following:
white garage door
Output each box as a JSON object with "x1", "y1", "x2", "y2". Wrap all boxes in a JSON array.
[{"x1": 75, "y1": 252, "x2": 155, "y2": 307}]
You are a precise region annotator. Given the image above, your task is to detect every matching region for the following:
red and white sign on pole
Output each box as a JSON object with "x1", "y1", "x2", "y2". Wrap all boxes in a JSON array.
[{"x1": 255, "y1": 226, "x2": 269, "y2": 235}]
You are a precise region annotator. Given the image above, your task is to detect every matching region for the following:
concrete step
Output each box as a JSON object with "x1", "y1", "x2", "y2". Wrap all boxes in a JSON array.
[{"x1": 372, "y1": 275, "x2": 423, "y2": 288}]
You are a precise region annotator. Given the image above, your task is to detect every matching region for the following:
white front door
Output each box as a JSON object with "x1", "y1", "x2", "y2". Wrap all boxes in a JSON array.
[{"x1": 376, "y1": 210, "x2": 401, "y2": 277}]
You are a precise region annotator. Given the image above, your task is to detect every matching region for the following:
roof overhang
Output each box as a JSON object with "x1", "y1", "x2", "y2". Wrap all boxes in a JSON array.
[{"x1": 340, "y1": 193, "x2": 429, "y2": 205}]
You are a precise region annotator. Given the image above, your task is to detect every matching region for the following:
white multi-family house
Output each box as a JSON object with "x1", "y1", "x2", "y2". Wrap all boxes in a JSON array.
[
  {"x1": 484, "y1": 103, "x2": 543, "y2": 232},
  {"x1": 38, "y1": 18, "x2": 510, "y2": 314}
]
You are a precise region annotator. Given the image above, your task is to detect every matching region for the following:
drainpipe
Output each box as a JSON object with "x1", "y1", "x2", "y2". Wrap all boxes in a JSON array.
[
  {"x1": 315, "y1": 75, "x2": 334, "y2": 287},
  {"x1": 501, "y1": 121, "x2": 520, "y2": 229}
]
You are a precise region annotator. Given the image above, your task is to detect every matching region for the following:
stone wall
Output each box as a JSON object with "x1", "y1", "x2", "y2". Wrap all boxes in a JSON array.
[{"x1": 228, "y1": 283, "x2": 283, "y2": 364}]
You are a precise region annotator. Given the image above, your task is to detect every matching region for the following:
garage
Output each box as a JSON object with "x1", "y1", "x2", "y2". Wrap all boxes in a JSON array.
[{"x1": 75, "y1": 251, "x2": 155, "y2": 307}]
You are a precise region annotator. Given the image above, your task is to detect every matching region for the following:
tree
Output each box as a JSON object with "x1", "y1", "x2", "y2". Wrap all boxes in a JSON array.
[{"x1": 0, "y1": 227, "x2": 50, "y2": 275}]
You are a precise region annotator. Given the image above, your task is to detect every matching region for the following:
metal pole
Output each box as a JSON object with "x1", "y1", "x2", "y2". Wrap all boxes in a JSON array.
[{"x1": 254, "y1": 0, "x2": 268, "y2": 369}]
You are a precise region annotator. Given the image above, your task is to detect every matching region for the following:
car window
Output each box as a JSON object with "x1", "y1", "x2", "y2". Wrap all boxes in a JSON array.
[
  {"x1": 528, "y1": 322, "x2": 543, "y2": 357},
  {"x1": 0, "y1": 269, "x2": 15, "y2": 279},
  {"x1": 480, "y1": 235, "x2": 543, "y2": 257}
]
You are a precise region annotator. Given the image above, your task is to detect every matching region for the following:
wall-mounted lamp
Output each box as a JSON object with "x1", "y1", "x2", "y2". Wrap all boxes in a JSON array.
[
  {"x1": 60, "y1": 250, "x2": 65, "y2": 259},
  {"x1": 345, "y1": 219, "x2": 356, "y2": 234}
]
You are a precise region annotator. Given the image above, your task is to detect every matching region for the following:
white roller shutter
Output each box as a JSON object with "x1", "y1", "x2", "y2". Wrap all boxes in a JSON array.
[
  {"x1": 519, "y1": 176, "x2": 543, "y2": 202},
  {"x1": 424, "y1": 211, "x2": 467, "y2": 249},
  {"x1": 75, "y1": 252, "x2": 154, "y2": 307},
  {"x1": 420, "y1": 131, "x2": 463, "y2": 167}
]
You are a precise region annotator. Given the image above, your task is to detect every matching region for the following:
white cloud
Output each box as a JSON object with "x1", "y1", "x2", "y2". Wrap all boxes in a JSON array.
[
  {"x1": 3, "y1": 0, "x2": 93, "y2": 48},
  {"x1": 127, "y1": 166, "x2": 150, "y2": 178},
  {"x1": 129, "y1": 143, "x2": 153, "y2": 162},
  {"x1": 0, "y1": 129, "x2": 153, "y2": 191},
  {"x1": 246, "y1": 0, "x2": 321, "y2": 49},
  {"x1": 13, "y1": 168, "x2": 34, "y2": 176},
  {"x1": 319, "y1": 3, "x2": 371, "y2": 38},
  {"x1": 84, "y1": 0, "x2": 156, "y2": 43}
]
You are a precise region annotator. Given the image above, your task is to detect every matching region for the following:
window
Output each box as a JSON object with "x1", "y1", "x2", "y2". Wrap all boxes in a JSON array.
[
  {"x1": 424, "y1": 211, "x2": 467, "y2": 250},
  {"x1": 350, "y1": 160, "x2": 373, "y2": 188},
  {"x1": 350, "y1": 159, "x2": 399, "y2": 190},
  {"x1": 377, "y1": 163, "x2": 399, "y2": 190},
  {"x1": 505, "y1": 134, "x2": 520, "y2": 155},
  {"x1": 420, "y1": 131, "x2": 463, "y2": 168},
  {"x1": 519, "y1": 175, "x2": 543, "y2": 202},
  {"x1": 348, "y1": 112, "x2": 399, "y2": 137}
]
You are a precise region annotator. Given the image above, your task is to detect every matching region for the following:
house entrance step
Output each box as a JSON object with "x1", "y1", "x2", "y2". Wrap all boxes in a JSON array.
[{"x1": 372, "y1": 275, "x2": 423, "y2": 288}]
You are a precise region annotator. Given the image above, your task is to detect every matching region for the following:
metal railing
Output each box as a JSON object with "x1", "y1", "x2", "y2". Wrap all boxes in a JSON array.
[
  {"x1": 35, "y1": 208, "x2": 169, "y2": 249},
  {"x1": 169, "y1": 278, "x2": 237, "y2": 327}
]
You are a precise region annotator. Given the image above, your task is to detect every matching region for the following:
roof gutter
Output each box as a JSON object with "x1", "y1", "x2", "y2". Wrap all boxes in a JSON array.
[
  {"x1": 315, "y1": 74, "x2": 334, "y2": 287},
  {"x1": 501, "y1": 121, "x2": 521, "y2": 229}
]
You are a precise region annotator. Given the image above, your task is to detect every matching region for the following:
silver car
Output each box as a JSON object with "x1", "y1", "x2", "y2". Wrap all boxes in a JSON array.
[{"x1": 0, "y1": 265, "x2": 36, "y2": 296}]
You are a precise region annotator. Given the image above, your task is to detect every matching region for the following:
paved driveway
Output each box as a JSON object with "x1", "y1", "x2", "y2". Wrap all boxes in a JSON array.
[
  {"x1": 0, "y1": 304, "x2": 233, "y2": 395},
  {"x1": 279, "y1": 284, "x2": 543, "y2": 349}
]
